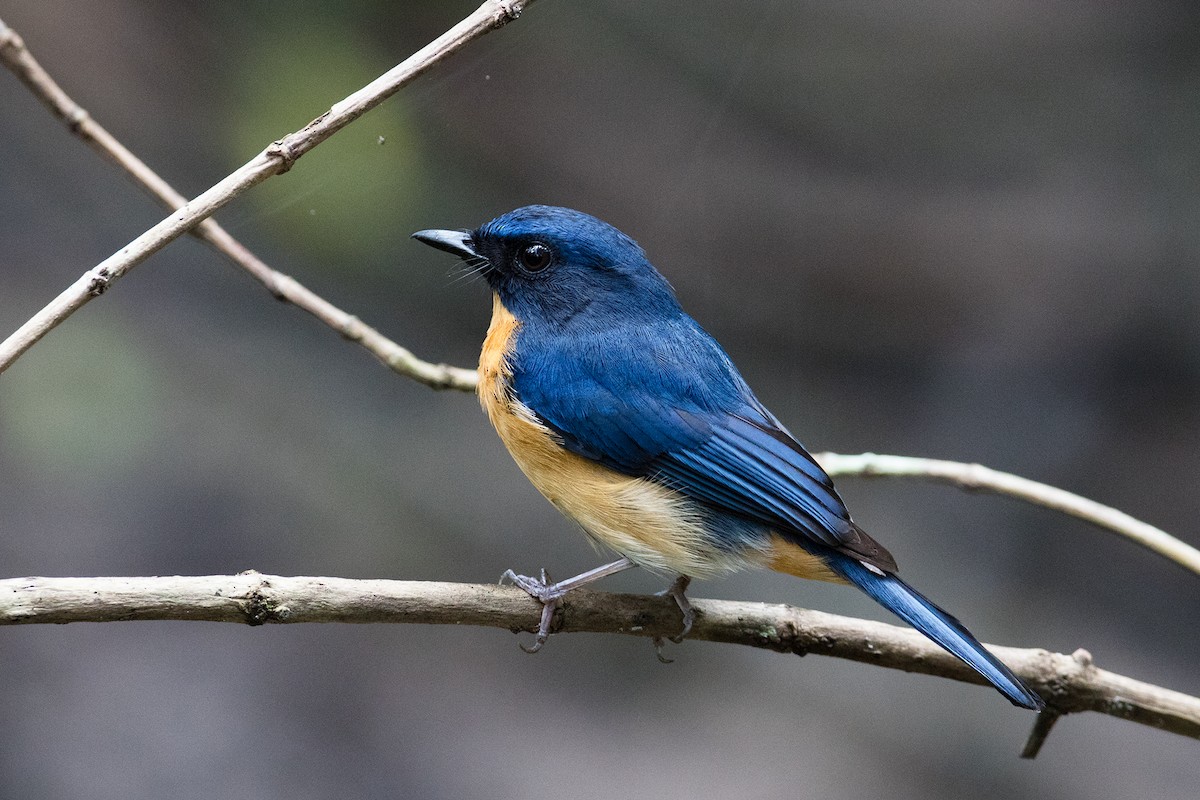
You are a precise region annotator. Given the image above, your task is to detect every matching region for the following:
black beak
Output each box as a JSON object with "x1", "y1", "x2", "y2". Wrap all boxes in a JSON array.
[{"x1": 411, "y1": 228, "x2": 479, "y2": 260}]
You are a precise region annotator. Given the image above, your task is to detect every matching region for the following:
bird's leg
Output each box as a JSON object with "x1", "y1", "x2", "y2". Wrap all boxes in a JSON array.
[
  {"x1": 652, "y1": 574, "x2": 694, "y2": 662},
  {"x1": 501, "y1": 556, "x2": 637, "y2": 653}
]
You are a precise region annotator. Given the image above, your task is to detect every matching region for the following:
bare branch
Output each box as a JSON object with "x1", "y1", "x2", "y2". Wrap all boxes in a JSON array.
[
  {"x1": 815, "y1": 452, "x2": 1200, "y2": 577},
  {"x1": 2, "y1": 572, "x2": 1196, "y2": 754},
  {"x1": 0, "y1": 1, "x2": 531, "y2": 377},
  {"x1": 0, "y1": 14, "x2": 478, "y2": 391}
]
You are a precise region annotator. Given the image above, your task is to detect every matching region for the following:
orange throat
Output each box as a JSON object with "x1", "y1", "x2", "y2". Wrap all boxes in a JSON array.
[{"x1": 478, "y1": 293, "x2": 520, "y2": 419}]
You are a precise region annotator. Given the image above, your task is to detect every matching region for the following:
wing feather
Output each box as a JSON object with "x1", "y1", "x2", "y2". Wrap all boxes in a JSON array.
[{"x1": 510, "y1": 317, "x2": 894, "y2": 569}]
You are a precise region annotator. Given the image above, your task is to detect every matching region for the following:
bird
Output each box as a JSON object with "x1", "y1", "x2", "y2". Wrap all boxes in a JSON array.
[{"x1": 412, "y1": 205, "x2": 1043, "y2": 710}]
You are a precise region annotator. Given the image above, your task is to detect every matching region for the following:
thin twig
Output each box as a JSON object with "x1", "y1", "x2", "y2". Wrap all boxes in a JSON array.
[
  {"x1": 815, "y1": 452, "x2": 1200, "y2": 577},
  {"x1": 1021, "y1": 707, "x2": 1062, "y2": 759},
  {"x1": 2, "y1": 572, "x2": 1197, "y2": 755},
  {"x1": 0, "y1": 1, "x2": 530, "y2": 377},
  {"x1": 0, "y1": 15, "x2": 476, "y2": 391}
]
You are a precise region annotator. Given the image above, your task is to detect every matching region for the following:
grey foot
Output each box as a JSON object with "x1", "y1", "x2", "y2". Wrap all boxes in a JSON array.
[
  {"x1": 658, "y1": 574, "x2": 694, "y2": 643},
  {"x1": 651, "y1": 575, "x2": 695, "y2": 662},
  {"x1": 499, "y1": 557, "x2": 639, "y2": 654},
  {"x1": 501, "y1": 568, "x2": 567, "y2": 654}
]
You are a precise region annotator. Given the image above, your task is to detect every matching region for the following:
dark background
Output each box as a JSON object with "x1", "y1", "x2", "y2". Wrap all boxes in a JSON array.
[{"x1": 2, "y1": 1, "x2": 1197, "y2": 797}]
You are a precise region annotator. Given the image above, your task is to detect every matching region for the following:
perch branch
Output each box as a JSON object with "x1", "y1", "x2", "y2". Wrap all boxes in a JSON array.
[
  {"x1": 2, "y1": 572, "x2": 1197, "y2": 756},
  {"x1": 815, "y1": 452, "x2": 1200, "y2": 577},
  {"x1": 0, "y1": 1, "x2": 531, "y2": 377}
]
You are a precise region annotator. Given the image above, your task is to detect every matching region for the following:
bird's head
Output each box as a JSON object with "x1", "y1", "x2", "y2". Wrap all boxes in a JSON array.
[{"x1": 413, "y1": 205, "x2": 681, "y2": 328}]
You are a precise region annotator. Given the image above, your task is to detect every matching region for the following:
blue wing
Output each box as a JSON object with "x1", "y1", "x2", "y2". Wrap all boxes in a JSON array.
[{"x1": 510, "y1": 314, "x2": 894, "y2": 569}]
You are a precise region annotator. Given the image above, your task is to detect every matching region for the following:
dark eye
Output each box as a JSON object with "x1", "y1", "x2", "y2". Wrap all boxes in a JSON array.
[{"x1": 518, "y1": 242, "x2": 552, "y2": 272}]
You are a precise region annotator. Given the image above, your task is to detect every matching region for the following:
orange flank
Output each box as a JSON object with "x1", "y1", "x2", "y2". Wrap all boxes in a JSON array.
[{"x1": 765, "y1": 534, "x2": 845, "y2": 583}]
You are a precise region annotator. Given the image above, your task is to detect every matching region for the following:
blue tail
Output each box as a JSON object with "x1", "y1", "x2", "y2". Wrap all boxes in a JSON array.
[{"x1": 827, "y1": 552, "x2": 1043, "y2": 710}]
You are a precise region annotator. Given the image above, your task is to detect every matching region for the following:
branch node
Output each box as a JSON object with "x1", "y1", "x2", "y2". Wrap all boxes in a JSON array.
[
  {"x1": 340, "y1": 315, "x2": 364, "y2": 341},
  {"x1": 241, "y1": 581, "x2": 275, "y2": 626},
  {"x1": 267, "y1": 138, "x2": 299, "y2": 173},
  {"x1": 234, "y1": 570, "x2": 290, "y2": 625},
  {"x1": 1071, "y1": 647, "x2": 1094, "y2": 668},
  {"x1": 1020, "y1": 708, "x2": 1063, "y2": 759},
  {"x1": 426, "y1": 364, "x2": 461, "y2": 390},
  {"x1": 494, "y1": 0, "x2": 524, "y2": 25},
  {"x1": 262, "y1": 271, "x2": 290, "y2": 301},
  {"x1": 960, "y1": 462, "x2": 988, "y2": 491},
  {"x1": 66, "y1": 105, "x2": 89, "y2": 133},
  {"x1": 781, "y1": 619, "x2": 807, "y2": 656},
  {"x1": 87, "y1": 266, "x2": 111, "y2": 296},
  {"x1": 0, "y1": 27, "x2": 22, "y2": 54}
]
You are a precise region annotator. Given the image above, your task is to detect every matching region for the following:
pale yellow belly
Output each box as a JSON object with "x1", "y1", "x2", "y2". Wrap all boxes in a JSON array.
[{"x1": 494, "y1": 395, "x2": 762, "y2": 577}]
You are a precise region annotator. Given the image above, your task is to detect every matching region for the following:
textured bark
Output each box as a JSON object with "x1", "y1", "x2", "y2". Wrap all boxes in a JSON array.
[{"x1": 3, "y1": 573, "x2": 1195, "y2": 751}]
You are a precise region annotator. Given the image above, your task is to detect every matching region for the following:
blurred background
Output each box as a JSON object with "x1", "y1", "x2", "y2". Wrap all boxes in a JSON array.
[{"x1": 1, "y1": 1, "x2": 1197, "y2": 797}]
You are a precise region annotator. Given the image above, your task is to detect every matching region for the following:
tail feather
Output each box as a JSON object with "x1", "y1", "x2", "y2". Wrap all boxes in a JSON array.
[{"x1": 827, "y1": 552, "x2": 1044, "y2": 710}]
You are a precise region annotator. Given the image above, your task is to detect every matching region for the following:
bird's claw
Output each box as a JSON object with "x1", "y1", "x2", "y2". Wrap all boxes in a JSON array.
[
  {"x1": 500, "y1": 561, "x2": 682, "y2": 660},
  {"x1": 657, "y1": 575, "x2": 694, "y2": 644},
  {"x1": 649, "y1": 575, "x2": 694, "y2": 662},
  {"x1": 519, "y1": 600, "x2": 558, "y2": 654},
  {"x1": 501, "y1": 567, "x2": 568, "y2": 602},
  {"x1": 501, "y1": 568, "x2": 565, "y2": 653}
]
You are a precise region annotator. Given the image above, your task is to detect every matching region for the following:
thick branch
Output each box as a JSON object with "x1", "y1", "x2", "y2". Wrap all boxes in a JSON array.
[
  {"x1": 2, "y1": 573, "x2": 1196, "y2": 751},
  {"x1": 0, "y1": 1, "x2": 532, "y2": 375}
]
